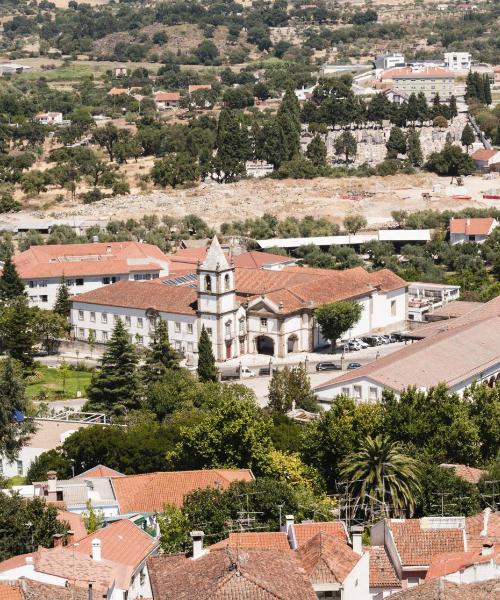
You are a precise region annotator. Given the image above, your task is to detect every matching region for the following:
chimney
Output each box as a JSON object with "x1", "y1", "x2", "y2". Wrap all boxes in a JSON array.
[
  {"x1": 25, "y1": 557, "x2": 33, "y2": 568},
  {"x1": 481, "y1": 541, "x2": 494, "y2": 556},
  {"x1": 285, "y1": 515, "x2": 294, "y2": 530},
  {"x1": 91, "y1": 539, "x2": 101, "y2": 561},
  {"x1": 47, "y1": 470, "x2": 57, "y2": 494},
  {"x1": 66, "y1": 530, "x2": 74, "y2": 546},
  {"x1": 466, "y1": 217, "x2": 471, "y2": 226},
  {"x1": 351, "y1": 525, "x2": 364, "y2": 555},
  {"x1": 53, "y1": 533, "x2": 64, "y2": 548},
  {"x1": 190, "y1": 531, "x2": 207, "y2": 560}
]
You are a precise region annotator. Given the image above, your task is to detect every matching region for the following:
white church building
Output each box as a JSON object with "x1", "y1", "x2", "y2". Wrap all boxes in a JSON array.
[{"x1": 70, "y1": 237, "x2": 407, "y2": 361}]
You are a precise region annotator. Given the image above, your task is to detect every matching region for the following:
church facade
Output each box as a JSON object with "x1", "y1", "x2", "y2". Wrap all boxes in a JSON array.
[{"x1": 70, "y1": 237, "x2": 407, "y2": 361}]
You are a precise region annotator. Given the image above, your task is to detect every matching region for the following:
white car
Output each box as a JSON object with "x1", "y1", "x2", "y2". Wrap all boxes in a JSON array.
[{"x1": 239, "y1": 366, "x2": 257, "y2": 378}]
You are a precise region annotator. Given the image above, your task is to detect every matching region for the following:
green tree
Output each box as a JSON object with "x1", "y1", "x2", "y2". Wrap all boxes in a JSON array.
[
  {"x1": 212, "y1": 109, "x2": 248, "y2": 182},
  {"x1": 340, "y1": 435, "x2": 422, "y2": 518},
  {"x1": 197, "y1": 326, "x2": 217, "y2": 382},
  {"x1": 268, "y1": 365, "x2": 319, "y2": 414},
  {"x1": 167, "y1": 384, "x2": 273, "y2": 473},
  {"x1": 460, "y1": 123, "x2": 475, "y2": 153},
  {"x1": 143, "y1": 319, "x2": 180, "y2": 385},
  {"x1": 54, "y1": 276, "x2": 71, "y2": 318},
  {"x1": 83, "y1": 500, "x2": 104, "y2": 533},
  {"x1": 0, "y1": 254, "x2": 26, "y2": 301},
  {"x1": 343, "y1": 213, "x2": 367, "y2": 235},
  {"x1": 20, "y1": 171, "x2": 50, "y2": 196},
  {"x1": 25, "y1": 449, "x2": 72, "y2": 484},
  {"x1": 0, "y1": 494, "x2": 66, "y2": 560},
  {"x1": 92, "y1": 123, "x2": 120, "y2": 162},
  {"x1": 407, "y1": 130, "x2": 423, "y2": 167},
  {"x1": 146, "y1": 369, "x2": 197, "y2": 421},
  {"x1": 158, "y1": 504, "x2": 190, "y2": 554},
  {"x1": 386, "y1": 126, "x2": 407, "y2": 158},
  {"x1": 0, "y1": 358, "x2": 35, "y2": 461},
  {"x1": 85, "y1": 319, "x2": 141, "y2": 415},
  {"x1": 334, "y1": 131, "x2": 357, "y2": 163},
  {"x1": 314, "y1": 300, "x2": 363, "y2": 352},
  {"x1": 425, "y1": 145, "x2": 475, "y2": 180},
  {"x1": 35, "y1": 308, "x2": 69, "y2": 354},
  {"x1": 262, "y1": 118, "x2": 289, "y2": 168},
  {"x1": 306, "y1": 135, "x2": 327, "y2": 167},
  {"x1": 151, "y1": 153, "x2": 200, "y2": 188},
  {"x1": 0, "y1": 296, "x2": 36, "y2": 367},
  {"x1": 194, "y1": 39, "x2": 219, "y2": 65},
  {"x1": 465, "y1": 384, "x2": 500, "y2": 463}
]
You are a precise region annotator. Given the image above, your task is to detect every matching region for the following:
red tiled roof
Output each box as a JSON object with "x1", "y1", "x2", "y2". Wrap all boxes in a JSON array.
[
  {"x1": 470, "y1": 149, "x2": 499, "y2": 161},
  {"x1": 188, "y1": 84, "x2": 211, "y2": 93},
  {"x1": 390, "y1": 578, "x2": 499, "y2": 599},
  {"x1": 71, "y1": 280, "x2": 198, "y2": 315},
  {"x1": 15, "y1": 580, "x2": 89, "y2": 600},
  {"x1": 56, "y1": 510, "x2": 87, "y2": 542},
  {"x1": 440, "y1": 463, "x2": 488, "y2": 484},
  {"x1": 466, "y1": 510, "x2": 500, "y2": 553},
  {"x1": 384, "y1": 67, "x2": 454, "y2": 79},
  {"x1": 232, "y1": 251, "x2": 294, "y2": 269},
  {"x1": 111, "y1": 469, "x2": 254, "y2": 513},
  {"x1": 369, "y1": 546, "x2": 401, "y2": 588},
  {"x1": 449, "y1": 217, "x2": 496, "y2": 235},
  {"x1": 155, "y1": 92, "x2": 180, "y2": 102},
  {"x1": 210, "y1": 532, "x2": 290, "y2": 551},
  {"x1": 293, "y1": 522, "x2": 348, "y2": 547},
  {"x1": 296, "y1": 532, "x2": 361, "y2": 584},
  {"x1": 389, "y1": 520, "x2": 465, "y2": 566},
  {"x1": 76, "y1": 464, "x2": 125, "y2": 478},
  {"x1": 14, "y1": 241, "x2": 168, "y2": 279},
  {"x1": 426, "y1": 548, "x2": 499, "y2": 579},
  {"x1": 0, "y1": 554, "x2": 33, "y2": 573},
  {"x1": 108, "y1": 87, "x2": 129, "y2": 96},
  {"x1": 148, "y1": 548, "x2": 317, "y2": 600},
  {"x1": 0, "y1": 584, "x2": 21, "y2": 600}
]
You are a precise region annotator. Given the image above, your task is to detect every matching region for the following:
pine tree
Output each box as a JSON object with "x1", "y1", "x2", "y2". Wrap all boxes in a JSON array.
[
  {"x1": 0, "y1": 357, "x2": 35, "y2": 461},
  {"x1": 306, "y1": 135, "x2": 327, "y2": 167},
  {"x1": 197, "y1": 326, "x2": 217, "y2": 382},
  {"x1": 483, "y1": 74, "x2": 492, "y2": 105},
  {"x1": 407, "y1": 130, "x2": 423, "y2": 167},
  {"x1": 386, "y1": 126, "x2": 407, "y2": 159},
  {"x1": 213, "y1": 109, "x2": 249, "y2": 182},
  {"x1": 449, "y1": 95, "x2": 458, "y2": 119},
  {"x1": 262, "y1": 118, "x2": 289, "y2": 168},
  {"x1": 54, "y1": 277, "x2": 71, "y2": 318},
  {"x1": 277, "y1": 88, "x2": 301, "y2": 161},
  {"x1": 334, "y1": 131, "x2": 357, "y2": 163},
  {"x1": 1, "y1": 296, "x2": 35, "y2": 368},
  {"x1": 0, "y1": 254, "x2": 26, "y2": 301},
  {"x1": 143, "y1": 319, "x2": 180, "y2": 385},
  {"x1": 86, "y1": 319, "x2": 141, "y2": 415},
  {"x1": 461, "y1": 123, "x2": 475, "y2": 153}
]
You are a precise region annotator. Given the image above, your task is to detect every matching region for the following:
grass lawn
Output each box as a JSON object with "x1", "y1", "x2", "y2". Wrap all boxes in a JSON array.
[
  {"x1": 26, "y1": 365, "x2": 92, "y2": 401},
  {"x1": 19, "y1": 64, "x2": 95, "y2": 82}
]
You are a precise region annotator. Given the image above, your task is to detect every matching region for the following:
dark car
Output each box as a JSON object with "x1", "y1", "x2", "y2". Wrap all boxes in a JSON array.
[
  {"x1": 258, "y1": 367, "x2": 271, "y2": 376},
  {"x1": 316, "y1": 362, "x2": 342, "y2": 372},
  {"x1": 347, "y1": 362, "x2": 362, "y2": 370},
  {"x1": 362, "y1": 336, "x2": 382, "y2": 347}
]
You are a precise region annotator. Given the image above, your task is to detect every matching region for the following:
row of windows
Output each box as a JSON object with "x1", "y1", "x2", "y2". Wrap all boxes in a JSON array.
[
  {"x1": 77, "y1": 312, "x2": 195, "y2": 334},
  {"x1": 76, "y1": 328, "x2": 197, "y2": 353},
  {"x1": 0, "y1": 459, "x2": 23, "y2": 475},
  {"x1": 134, "y1": 273, "x2": 159, "y2": 281},
  {"x1": 340, "y1": 385, "x2": 379, "y2": 401},
  {"x1": 29, "y1": 295, "x2": 48, "y2": 303}
]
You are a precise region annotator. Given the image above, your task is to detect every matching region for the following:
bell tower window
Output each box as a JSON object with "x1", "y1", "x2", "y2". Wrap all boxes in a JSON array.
[
  {"x1": 224, "y1": 274, "x2": 230, "y2": 291},
  {"x1": 205, "y1": 275, "x2": 212, "y2": 292}
]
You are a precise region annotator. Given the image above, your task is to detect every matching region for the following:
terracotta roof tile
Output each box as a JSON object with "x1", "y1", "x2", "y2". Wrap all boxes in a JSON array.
[
  {"x1": 384, "y1": 67, "x2": 454, "y2": 79},
  {"x1": 389, "y1": 520, "x2": 465, "y2": 566},
  {"x1": 449, "y1": 217, "x2": 496, "y2": 235},
  {"x1": 111, "y1": 469, "x2": 254, "y2": 513},
  {"x1": 426, "y1": 547, "x2": 499, "y2": 579},
  {"x1": 232, "y1": 252, "x2": 295, "y2": 269},
  {"x1": 16, "y1": 580, "x2": 89, "y2": 600},
  {"x1": 466, "y1": 510, "x2": 500, "y2": 553},
  {"x1": 71, "y1": 280, "x2": 198, "y2": 315},
  {"x1": 76, "y1": 465, "x2": 125, "y2": 478},
  {"x1": 470, "y1": 149, "x2": 500, "y2": 161},
  {"x1": 296, "y1": 532, "x2": 361, "y2": 584},
  {"x1": 155, "y1": 92, "x2": 180, "y2": 102},
  {"x1": 210, "y1": 532, "x2": 290, "y2": 551},
  {"x1": 148, "y1": 548, "x2": 316, "y2": 600},
  {"x1": 440, "y1": 464, "x2": 488, "y2": 484},
  {"x1": 368, "y1": 546, "x2": 401, "y2": 588},
  {"x1": 390, "y1": 578, "x2": 499, "y2": 599},
  {"x1": 0, "y1": 584, "x2": 21, "y2": 600},
  {"x1": 56, "y1": 510, "x2": 87, "y2": 542},
  {"x1": 293, "y1": 522, "x2": 348, "y2": 547}
]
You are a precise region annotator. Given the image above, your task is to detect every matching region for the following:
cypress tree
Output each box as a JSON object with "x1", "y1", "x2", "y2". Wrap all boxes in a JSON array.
[
  {"x1": 460, "y1": 123, "x2": 475, "y2": 153},
  {"x1": 143, "y1": 319, "x2": 180, "y2": 385},
  {"x1": 483, "y1": 75, "x2": 492, "y2": 105},
  {"x1": 407, "y1": 130, "x2": 423, "y2": 167},
  {"x1": 449, "y1": 95, "x2": 458, "y2": 119},
  {"x1": 197, "y1": 326, "x2": 217, "y2": 382},
  {"x1": 386, "y1": 126, "x2": 407, "y2": 158},
  {"x1": 0, "y1": 255, "x2": 26, "y2": 301},
  {"x1": 1, "y1": 296, "x2": 35, "y2": 368},
  {"x1": 262, "y1": 118, "x2": 289, "y2": 168},
  {"x1": 277, "y1": 88, "x2": 301, "y2": 161},
  {"x1": 214, "y1": 109, "x2": 249, "y2": 182},
  {"x1": 86, "y1": 319, "x2": 141, "y2": 415},
  {"x1": 54, "y1": 276, "x2": 71, "y2": 318},
  {"x1": 306, "y1": 135, "x2": 327, "y2": 167}
]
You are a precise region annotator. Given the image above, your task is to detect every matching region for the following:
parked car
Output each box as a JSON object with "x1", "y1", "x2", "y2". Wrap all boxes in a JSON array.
[
  {"x1": 347, "y1": 362, "x2": 362, "y2": 370},
  {"x1": 220, "y1": 366, "x2": 256, "y2": 380},
  {"x1": 258, "y1": 366, "x2": 271, "y2": 376},
  {"x1": 316, "y1": 362, "x2": 342, "y2": 372},
  {"x1": 361, "y1": 336, "x2": 381, "y2": 347},
  {"x1": 344, "y1": 340, "x2": 363, "y2": 352},
  {"x1": 354, "y1": 338, "x2": 369, "y2": 348}
]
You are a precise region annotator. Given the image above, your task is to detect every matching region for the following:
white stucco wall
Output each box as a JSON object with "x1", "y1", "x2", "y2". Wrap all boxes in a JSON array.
[
  {"x1": 444, "y1": 557, "x2": 500, "y2": 584},
  {"x1": 343, "y1": 552, "x2": 371, "y2": 600}
]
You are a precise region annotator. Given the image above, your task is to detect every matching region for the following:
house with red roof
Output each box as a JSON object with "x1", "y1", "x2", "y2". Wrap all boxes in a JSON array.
[
  {"x1": 70, "y1": 236, "x2": 407, "y2": 361},
  {"x1": 449, "y1": 217, "x2": 498, "y2": 244},
  {"x1": 153, "y1": 91, "x2": 181, "y2": 109},
  {"x1": 470, "y1": 148, "x2": 500, "y2": 171},
  {"x1": 14, "y1": 241, "x2": 170, "y2": 311},
  {"x1": 0, "y1": 520, "x2": 159, "y2": 600}
]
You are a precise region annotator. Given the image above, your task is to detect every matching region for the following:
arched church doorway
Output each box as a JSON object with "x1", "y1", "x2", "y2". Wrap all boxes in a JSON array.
[{"x1": 256, "y1": 335, "x2": 275, "y2": 356}]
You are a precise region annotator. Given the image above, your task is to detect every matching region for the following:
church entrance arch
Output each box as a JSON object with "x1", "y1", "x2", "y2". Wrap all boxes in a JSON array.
[
  {"x1": 287, "y1": 335, "x2": 299, "y2": 354},
  {"x1": 256, "y1": 335, "x2": 275, "y2": 356}
]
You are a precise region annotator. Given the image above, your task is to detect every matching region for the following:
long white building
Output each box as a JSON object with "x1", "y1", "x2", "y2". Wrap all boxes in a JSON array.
[
  {"x1": 14, "y1": 241, "x2": 170, "y2": 309},
  {"x1": 70, "y1": 237, "x2": 407, "y2": 361}
]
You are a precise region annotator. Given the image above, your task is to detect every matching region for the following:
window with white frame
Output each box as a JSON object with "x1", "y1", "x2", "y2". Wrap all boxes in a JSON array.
[
  {"x1": 137, "y1": 317, "x2": 143, "y2": 328},
  {"x1": 101, "y1": 313, "x2": 108, "y2": 324},
  {"x1": 206, "y1": 328, "x2": 212, "y2": 336},
  {"x1": 353, "y1": 385, "x2": 362, "y2": 400},
  {"x1": 90, "y1": 312, "x2": 96, "y2": 322},
  {"x1": 239, "y1": 319, "x2": 245, "y2": 334},
  {"x1": 174, "y1": 340, "x2": 182, "y2": 350},
  {"x1": 78, "y1": 310, "x2": 84, "y2": 321},
  {"x1": 102, "y1": 331, "x2": 108, "y2": 341},
  {"x1": 39, "y1": 280, "x2": 47, "y2": 287},
  {"x1": 225, "y1": 321, "x2": 231, "y2": 338},
  {"x1": 125, "y1": 316, "x2": 131, "y2": 326},
  {"x1": 136, "y1": 335, "x2": 143, "y2": 345},
  {"x1": 16, "y1": 460, "x2": 23, "y2": 475},
  {"x1": 67, "y1": 279, "x2": 74, "y2": 286},
  {"x1": 391, "y1": 299, "x2": 397, "y2": 316},
  {"x1": 113, "y1": 314, "x2": 119, "y2": 323},
  {"x1": 174, "y1": 322, "x2": 181, "y2": 333},
  {"x1": 187, "y1": 323, "x2": 193, "y2": 334},
  {"x1": 78, "y1": 328, "x2": 85, "y2": 338},
  {"x1": 369, "y1": 387, "x2": 378, "y2": 401},
  {"x1": 341, "y1": 387, "x2": 350, "y2": 396}
]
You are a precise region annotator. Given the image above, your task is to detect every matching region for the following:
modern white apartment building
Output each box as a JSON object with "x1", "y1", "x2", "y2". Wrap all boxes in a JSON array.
[{"x1": 444, "y1": 51, "x2": 472, "y2": 71}]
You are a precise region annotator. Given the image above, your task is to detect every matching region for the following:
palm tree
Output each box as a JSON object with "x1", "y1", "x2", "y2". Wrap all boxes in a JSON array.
[{"x1": 340, "y1": 435, "x2": 422, "y2": 519}]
